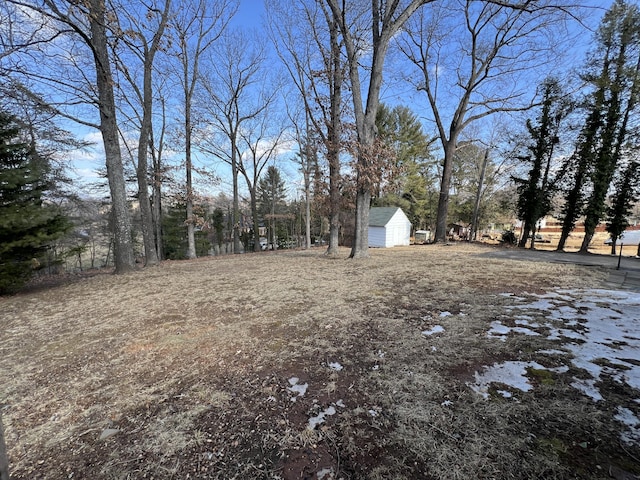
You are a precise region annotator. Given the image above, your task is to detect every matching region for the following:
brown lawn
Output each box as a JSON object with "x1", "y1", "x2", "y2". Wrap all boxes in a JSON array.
[{"x1": 0, "y1": 243, "x2": 638, "y2": 479}]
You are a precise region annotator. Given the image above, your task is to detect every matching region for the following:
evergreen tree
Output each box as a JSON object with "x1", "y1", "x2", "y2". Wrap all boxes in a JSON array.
[
  {"x1": 374, "y1": 104, "x2": 435, "y2": 230},
  {"x1": 257, "y1": 166, "x2": 287, "y2": 248},
  {"x1": 513, "y1": 79, "x2": 569, "y2": 248},
  {"x1": 161, "y1": 202, "x2": 210, "y2": 260},
  {"x1": 0, "y1": 111, "x2": 69, "y2": 293}
]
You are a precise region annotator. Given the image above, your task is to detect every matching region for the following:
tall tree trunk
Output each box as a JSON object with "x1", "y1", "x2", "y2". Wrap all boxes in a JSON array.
[
  {"x1": 434, "y1": 141, "x2": 456, "y2": 243},
  {"x1": 557, "y1": 162, "x2": 588, "y2": 251},
  {"x1": 232, "y1": 146, "x2": 242, "y2": 253},
  {"x1": 580, "y1": 42, "x2": 639, "y2": 253},
  {"x1": 150, "y1": 104, "x2": 165, "y2": 261},
  {"x1": 134, "y1": 2, "x2": 169, "y2": 267},
  {"x1": 348, "y1": 46, "x2": 388, "y2": 259},
  {"x1": 324, "y1": 0, "x2": 424, "y2": 258},
  {"x1": 251, "y1": 191, "x2": 260, "y2": 252},
  {"x1": 351, "y1": 190, "x2": 371, "y2": 258},
  {"x1": 305, "y1": 183, "x2": 311, "y2": 249},
  {"x1": 470, "y1": 148, "x2": 489, "y2": 242},
  {"x1": 90, "y1": 0, "x2": 135, "y2": 273},
  {"x1": 326, "y1": 16, "x2": 342, "y2": 256},
  {"x1": 137, "y1": 98, "x2": 158, "y2": 266},
  {"x1": 184, "y1": 96, "x2": 197, "y2": 259}
]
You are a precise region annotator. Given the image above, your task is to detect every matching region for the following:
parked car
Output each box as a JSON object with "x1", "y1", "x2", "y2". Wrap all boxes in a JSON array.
[
  {"x1": 604, "y1": 230, "x2": 640, "y2": 245},
  {"x1": 532, "y1": 234, "x2": 551, "y2": 243}
]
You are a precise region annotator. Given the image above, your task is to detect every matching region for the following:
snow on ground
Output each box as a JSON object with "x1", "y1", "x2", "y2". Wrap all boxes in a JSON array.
[
  {"x1": 422, "y1": 325, "x2": 445, "y2": 336},
  {"x1": 468, "y1": 288, "x2": 640, "y2": 444}
]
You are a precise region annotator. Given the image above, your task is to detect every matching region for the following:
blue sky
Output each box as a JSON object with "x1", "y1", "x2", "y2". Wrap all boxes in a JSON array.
[
  {"x1": 231, "y1": 0, "x2": 266, "y2": 30},
  {"x1": 64, "y1": 0, "x2": 611, "y2": 199}
]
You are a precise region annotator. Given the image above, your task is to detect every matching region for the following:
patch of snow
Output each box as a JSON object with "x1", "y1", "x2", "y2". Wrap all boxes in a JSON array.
[
  {"x1": 537, "y1": 349, "x2": 568, "y2": 355},
  {"x1": 488, "y1": 321, "x2": 511, "y2": 335},
  {"x1": 335, "y1": 399, "x2": 345, "y2": 408},
  {"x1": 441, "y1": 400, "x2": 453, "y2": 407},
  {"x1": 468, "y1": 361, "x2": 546, "y2": 399},
  {"x1": 497, "y1": 390, "x2": 513, "y2": 398},
  {"x1": 487, "y1": 321, "x2": 539, "y2": 340},
  {"x1": 499, "y1": 293, "x2": 525, "y2": 301},
  {"x1": 317, "y1": 467, "x2": 334, "y2": 480},
  {"x1": 494, "y1": 289, "x2": 640, "y2": 405},
  {"x1": 328, "y1": 362, "x2": 343, "y2": 371},
  {"x1": 482, "y1": 289, "x2": 640, "y2": 415},
  {"x1": 308, "y1": 405, "x2": 336, "y2": 430},
  {"x1": 515, "y1": 317, "x2": 539, "y2": 327},
  {"x1": 422, "y1": 325, "x2": 445, "y2": 336},
  {"x1": 288, "y1": 377, "x2": 308, "y2": 399},
  {"x1": 440, "y1": 311, "x2": 452, "y2": 317},
  {"x1": 368, "y1": 409, "x2": 379, "y2": 417},
  {"x1": 615, "y1": 407, "x2": 640, "y2": 444}
]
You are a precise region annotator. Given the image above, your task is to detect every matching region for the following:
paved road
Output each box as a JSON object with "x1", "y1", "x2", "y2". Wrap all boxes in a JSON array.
[{"x1": 479, "y1": 247, "x2": 640, "y2": 292}]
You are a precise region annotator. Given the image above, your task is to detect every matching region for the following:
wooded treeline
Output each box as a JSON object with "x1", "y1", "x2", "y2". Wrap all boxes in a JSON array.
[{"x1": 1, "y1": 0, "x2": 639, "y2": 291}]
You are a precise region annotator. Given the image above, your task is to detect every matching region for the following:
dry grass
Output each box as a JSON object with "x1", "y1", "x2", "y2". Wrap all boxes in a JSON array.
[{"x1": 0, "y1": 243, "x2": 636, "y2": 479}]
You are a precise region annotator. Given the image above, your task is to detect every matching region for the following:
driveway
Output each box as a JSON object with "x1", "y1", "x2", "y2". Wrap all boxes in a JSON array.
[{"x1": 478, "y1": 247, "x2": 640, "y2": 292}]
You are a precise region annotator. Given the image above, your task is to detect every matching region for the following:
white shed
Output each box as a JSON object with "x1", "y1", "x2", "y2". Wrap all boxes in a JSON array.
[{"x1": 368, "y1": 207, "x2": 412, "y2": 248}]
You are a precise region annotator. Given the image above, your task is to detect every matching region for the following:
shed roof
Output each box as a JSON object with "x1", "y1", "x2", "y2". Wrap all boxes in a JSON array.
[{"x1": 369, "y1": 207, "x2": 405, "y2": 227}]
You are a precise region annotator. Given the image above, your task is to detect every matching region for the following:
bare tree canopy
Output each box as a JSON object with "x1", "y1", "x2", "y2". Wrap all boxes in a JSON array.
[{"x1": 398, "y1": 0, "x2": 589, "y2": 242}]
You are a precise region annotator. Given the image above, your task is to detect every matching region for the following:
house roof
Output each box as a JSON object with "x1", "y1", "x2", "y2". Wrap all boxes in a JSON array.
[{"x1": 369, "y1": 207, "x2": 405, "y2": 227}]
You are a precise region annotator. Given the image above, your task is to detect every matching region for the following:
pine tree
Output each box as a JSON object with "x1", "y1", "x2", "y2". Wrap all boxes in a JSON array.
[
  {"x1": 374, "y1": 104, "x2": 435, "y2": 230},
  {"x1": 0, "y1": 111, "x2": 69, "y2": 293},
  {"x1": 257, "y1": 166, "x2": 287, "y2": 249}
]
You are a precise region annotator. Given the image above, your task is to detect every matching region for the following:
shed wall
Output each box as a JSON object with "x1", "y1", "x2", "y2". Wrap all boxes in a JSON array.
[{"x1": 369, "y1": 226, "x2": 387, "y2": 247}]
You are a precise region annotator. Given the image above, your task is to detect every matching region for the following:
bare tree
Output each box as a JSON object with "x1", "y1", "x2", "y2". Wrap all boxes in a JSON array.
[
  {"x1": 267, "y1": 0, "x2": 346, "y2": 255},
  {"x1": 399, "y1": 0, "x2": 583, "y2": 243},
  {"x1": 112, "y1": 0, "x2": 171, "y2": 266},
  {"x1": 197, "y1": 29, "x2": 274, "y2": 254},
  {"x1": 170, "y1": 0, "x2": 237, "y2": 259},
  {"x1": 150, "y1": 94, "x2": 168, "y2": 260},
  {"x1": 4, "y1": 0, "x2": 137, "y2": 273},
  {"x1": 237, "y1": 112, "x2": 286, "y2": 252},
  {"x1": 323, "y1": 0, "x2": 427, "y2": 258},
  {"x1": 286, "y1": 103, "x2": 318, "y2": 250}
]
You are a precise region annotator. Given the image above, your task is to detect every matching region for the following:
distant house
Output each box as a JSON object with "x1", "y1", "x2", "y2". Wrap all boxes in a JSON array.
[{"x1": 368, "y1": 207, "x2": 412, "y2": 248}]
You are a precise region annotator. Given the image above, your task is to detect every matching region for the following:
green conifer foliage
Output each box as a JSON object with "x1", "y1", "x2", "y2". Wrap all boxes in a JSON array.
[{"x1": 0, "y1": 112, "x2": 69, "y2": 293}]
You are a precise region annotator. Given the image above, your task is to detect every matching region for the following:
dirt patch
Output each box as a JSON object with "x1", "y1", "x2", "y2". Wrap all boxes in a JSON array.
[{"x1": 1, "y1": 244, "x2": 637, "y2": 479}]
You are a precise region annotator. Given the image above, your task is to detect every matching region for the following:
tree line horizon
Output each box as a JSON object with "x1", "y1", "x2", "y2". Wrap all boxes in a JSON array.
[{"x1": 1, "y1": 0, "x2": 639, "y2": 289}]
